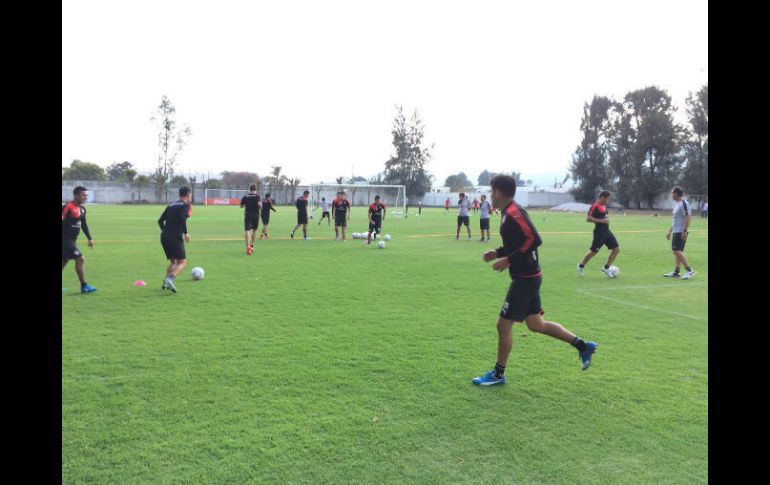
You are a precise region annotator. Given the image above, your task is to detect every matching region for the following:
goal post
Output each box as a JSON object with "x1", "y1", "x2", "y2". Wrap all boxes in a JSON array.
[
  {"x1": 203, "y1": 189, "x2": 250, "y2": 206},
  {"x1": 308, "y1": 184, "x2": 407, "y2": 217}
]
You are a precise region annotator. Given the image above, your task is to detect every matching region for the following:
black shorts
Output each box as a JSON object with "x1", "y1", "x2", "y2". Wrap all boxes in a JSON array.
[
  {"x1": 335, "y1": 213, "x2": 347, "y2": 227},
  {"x1": 369, "y1": 218, "x2": 382, "y2": 233},
  {"x1": 590, "y1": 230, "x2": 619, "y2": 252},
  {"x1": 672, "y1": 233, "x2": 687, "y2": 251},
  {"x1": 297, "y1": 213, "x2": 308, "y2": 225},
  {"x1": 244, "y1": 215, "x2": 260, "y2": 231},
  {"x1": 62, "y1": 239, "x2": 82, "y2": 261},
  {"x1": 261, "y1": 212, "x2": 270, "y2": 225},
  {"x1": 321, "y1": 211, "x2": 330, "y2": 218},
  {"x1": 161, "y1": 233, "x2": 186, "y2": 260},
  {"x1": 500, "y1": 276, "x2": 544, "y2": 322},
  {"x1": 457, "y1": 215, "x2": 470, "y2": 226},
  {"x1": 480, "y1": 218, "x2": 490, "y2": 230}
]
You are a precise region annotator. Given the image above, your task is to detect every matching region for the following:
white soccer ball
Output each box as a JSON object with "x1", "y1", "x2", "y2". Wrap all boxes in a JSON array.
[
  {"x1": 609, "y1": 265, "x2": 620, "y2": 277},
  {"x1": 191, "y1": 267, "x2": 205, "y2": 280},
  {"x1": 384, "y1": 234, "x2": 392, "y2": 241},
  {"x1": 352, "y1": 233, "x2": 359, "y2": 239},
  {"x1": 377, "y1": 241, "x2": 386, "y2": 249}
]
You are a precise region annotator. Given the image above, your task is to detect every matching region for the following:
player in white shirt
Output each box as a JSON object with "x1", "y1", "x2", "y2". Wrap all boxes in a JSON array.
[{"x1": 455, "y1": 193, "x2": 472, "y2": 240}]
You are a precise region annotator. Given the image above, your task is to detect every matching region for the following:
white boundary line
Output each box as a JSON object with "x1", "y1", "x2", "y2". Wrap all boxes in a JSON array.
[
  {"x1": 575, "y1": 288, "x2": 706, "y2": 321},
  {"x1": 589, "y1": 282, "x2": 706, "y2": 291}
]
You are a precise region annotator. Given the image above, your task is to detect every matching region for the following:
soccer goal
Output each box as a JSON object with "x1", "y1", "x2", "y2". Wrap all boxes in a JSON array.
[
  {"x1": 203, "y1": 189, "x2": 251, "y2": 206},
  {"x1": 308, "y1": 184, "x2": 407, "y2": 217}
]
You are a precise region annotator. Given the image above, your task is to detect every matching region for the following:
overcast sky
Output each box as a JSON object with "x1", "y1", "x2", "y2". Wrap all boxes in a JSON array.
[{"x1": 62, "y1": 0, "x2": 707, "y2": 187}]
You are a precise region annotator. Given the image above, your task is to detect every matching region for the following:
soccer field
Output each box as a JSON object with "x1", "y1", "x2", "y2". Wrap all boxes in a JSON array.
[{"x1": 62, "y1": 205, "x2": 708, "y2": 484}]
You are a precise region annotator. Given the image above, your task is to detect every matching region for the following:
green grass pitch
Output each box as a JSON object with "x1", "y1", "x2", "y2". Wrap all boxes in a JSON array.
[{"x1": 62, "y1": 205, "x2": 708, "y2": 484}]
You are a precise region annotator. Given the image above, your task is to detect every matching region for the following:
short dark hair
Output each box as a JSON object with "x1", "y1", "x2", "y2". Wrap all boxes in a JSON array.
[
  {"x1": 599, "y1": 190, "x2": 611, "y2": 199},
  {"x1": 672, "y1": 186, "x2": 684, "y2": 196},
  {"x1": 179, "y1": 187, "x2": 191, "y2": 197},
  {"x1": 250, "y1": 184, "x2": 257, "y2": 191},
  {"x1": 322, "y1": 197, "x2": 325, "y2": 201},
  {"x1": 265, "y1": 193, "x2": 271, "y2": 198},
  {"x1": 303, "y1": 190, "x2": 310, "y2": 196},
  {"x1": 459, "y1": 193, "x2": 465, "y2": 197},
  {"x1": 374, "y1": 195, "x2": 380, "y2": 200},
  {"x1": 490, "y1": 174, "x2": 517, "y2": 198},
  {"x1": 73, "y1": 186, "x2": 87, "y2": 196}
]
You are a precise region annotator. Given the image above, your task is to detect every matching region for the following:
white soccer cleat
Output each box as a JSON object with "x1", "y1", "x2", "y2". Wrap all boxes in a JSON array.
[
  {"x1": 577, "y1": 264, "x2": 585, "y2": 278},
  {"x1": 682, "y1": 270, "x2": 696, "y2": 279},
  {"x1": 601, "y1": 267, "x2": 614, "y2": 278}
]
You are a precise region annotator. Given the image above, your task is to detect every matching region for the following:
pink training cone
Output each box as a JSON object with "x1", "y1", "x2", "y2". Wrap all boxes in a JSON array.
[{"x1": 134, "y1": 280, "x2": 147, "y2": 287}]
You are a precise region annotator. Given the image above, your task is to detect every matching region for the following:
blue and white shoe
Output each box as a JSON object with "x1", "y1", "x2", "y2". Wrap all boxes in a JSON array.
[
  {"x1": 472, "y1": 369, "x2": 506, "y2": 386},
  {"x1": 80, "y1": 284, "x2": 97, "y2": 293},
  {"x1": 580, "y1": 341, "x2": 598, "y2": 370}
]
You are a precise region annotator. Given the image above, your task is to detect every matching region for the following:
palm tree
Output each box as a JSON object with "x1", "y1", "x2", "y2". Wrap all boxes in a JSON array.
[
  {"x1": 287, "y1": 177, "x2": 301, "y2": 203},
  {"x1": 266, "y1": 166, "x2": 288, "y2": 203},
  {"x1": 134, "y1": 175, "x2": 151, "y2": 201}
]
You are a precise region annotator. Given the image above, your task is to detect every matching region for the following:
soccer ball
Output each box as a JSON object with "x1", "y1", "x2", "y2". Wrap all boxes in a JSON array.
[
  {"x1": 351, "y1": 233, "x2": 359, "y2": 239},
  {"x1": 377, "y1": 241, "x2": 385, "y2": 249},
  {"x1": 608, "y1": 266, "x2": 620, "y2": 277},
  {"x1": 384, "y1": 234, "x2": 392, "y2": 241},
  {"x1": 191, "y1": 267, "x2": 205, "y2": 280},
  {"x1": 310, "y1": 214, "x2": 314, "y2": 219}
]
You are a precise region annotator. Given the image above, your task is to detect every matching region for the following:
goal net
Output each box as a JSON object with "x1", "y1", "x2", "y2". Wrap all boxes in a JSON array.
[
  {"x1": 308, "y1": 184, "x2": 407, "y2": 217},
  {"x1": 204, "y1": 189, "x2": 251, "y2": 206}
]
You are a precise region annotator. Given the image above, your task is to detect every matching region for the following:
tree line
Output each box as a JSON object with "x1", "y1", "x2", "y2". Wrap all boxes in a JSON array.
[{"x1": 569, "y1": 84, "x2": 707, "y2": 208}]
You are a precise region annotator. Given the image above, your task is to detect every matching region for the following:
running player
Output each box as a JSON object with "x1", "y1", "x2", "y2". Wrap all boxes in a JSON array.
[
  {"x1": 318, "y1": 197, "x2": 332, "y2": 225},
  {"x1": 240, "y1": 184, "x2": 261, "y2": 255},
  {"x1": 577, "y1": 190, "x2": 620, "y2": 278},
  {"x1": 472, "y1": 175, "x2": 597, "y2": 385},
  {"x1": 259, "y1": 192, "x2": 277, "y2": 239}
]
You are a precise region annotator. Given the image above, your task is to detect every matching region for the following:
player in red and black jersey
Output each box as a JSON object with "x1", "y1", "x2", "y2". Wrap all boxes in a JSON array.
[
  {"x1": 259, "y1": 193, "x2": 277, "y2": 240},
  {"x1": 158, "y1": 187, "x2": 193, "y2": 293},
  {"x1": 62, "y1": 186, "x2": 97, "y2": 293},
  {"x1": 471, "y1": 175, "x2": 598, "y2": 386},
  {"x1": 577, "y1": 190, "x2": 620, "y2": 278},
  {"x1": 366, "y1": 195, "x2": 387, "y2": 245},
  {"x1": 291, "y1": 190, "x2": 311, "y2": 240},
  {"x1": 240, "y1": 184, "x2": 261, "y2": 255},
  {"x1": 331, "y1": 191, "x2": 352, "y2": 241}
]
